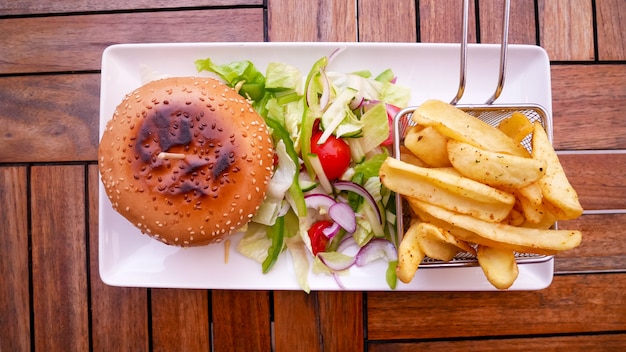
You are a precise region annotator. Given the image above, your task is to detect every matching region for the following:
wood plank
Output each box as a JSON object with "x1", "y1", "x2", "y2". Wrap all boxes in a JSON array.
[
  {"x1": 272, "y1": 291, "x2": 366, "y2": 351},
  {"x1": 0, "y1": 8, "x2": 264, "y2": 74},
  {"x1": 357, "y1": 0, "x2": 416, "y2": 42},
  {"x1": 367, "y1": 273, "x2": 626, "y2": 340},
  {"x1": 87, "y1": 164, "x2": 149, "y2": 351},
  {"x1": 558, "y1": 153, "x2": 626, "y2": 211},
  {"x1": 0, "y1": 0, "x2": 262, "y2": 16},
  {"x1": 418, "y1": 0, "x2": 477, "y2": 43},
  {"x1": 30, "y1": 165, "x2": 89, "y2": 351},
  {"x1": 556, "y1": 213, "x2": 626, "y2": 273},
  {"x1": 551, "y1": 64, "x2": 626, "y2": 150},
  {"x1": 151, "y1": 288, "x2": 210, "y2": 351},
  {"x1": 368, "y1": 333, "x2": 626, "y2": 351},
  {"x1": 537, "y1": 0, "x2": 594, "y2": 61},
  {"x1": 211, "y1": 290, "x2": 271, "y2": 351},
  {"x1": 478, "y1": 0, "x2": 536, "y2": 45},
  {"x1": 267, "y1": 0, "x2": 357, "y2": 41},
  {"x1": 596, "y1": 0, "x2": 626, "y2": 61},
  {"x1": 274, "y1": 291, "x2": 323, "y2": 351},
  {"x1": 317, "y1": 291, "x2": 364, "y2": 351},
  {"x1": 0, "y1": 74, "x2": 100, "y2": 163},
  {"x1": 0, "y1": 166, "x2": 30, "y2": 351}
]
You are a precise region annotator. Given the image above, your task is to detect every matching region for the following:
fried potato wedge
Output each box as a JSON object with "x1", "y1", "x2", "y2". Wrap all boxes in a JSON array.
[
  {"x1": 477, "y1": 245, "x2": 519, "y2": 290},
  {"x1": 396, "y1": 222, "x2": 426, "y2": 283},
  {"x1": 399, "y1": 146, "x2": 429, "y2": 167},
  {"x1": 497, "y1": 112, "x2": 534, "y2": 144},
  {"x1": 404, "y1": 125, "x2": 451, "y2": 167},
  {"x1": 532, "y1": 122, "x2": 583, "y2": 220},
  {"x1": 408, "y1": 198, "x2": 557, "y2": 255},
  {"x1": 447, "y1": 140, "x2": 547, "y2": 189},
  {"x1": 412, "y1": 99, "x2": 529, "y2": 157},
  {"x1": 515, "y1": 190, "x2": 547, "y2": 224},
  {"x1": 410, "y1": 199, "x2": 582, "y2": 254},
  {"x1": 414, "y1": 222, "x2": 460, "y2": 261},
  {"x1": 380, "y1": 157, "x2": 515, "y2": 222},
  {"x1": 517, "y1": 181, "x2": 543, "y2": 207}
]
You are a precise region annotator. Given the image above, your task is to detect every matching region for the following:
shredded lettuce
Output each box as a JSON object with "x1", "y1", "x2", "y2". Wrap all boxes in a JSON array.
[
  {"x1": 265, "y1": 61, "x2": 302, "y2": 91},
  {"x1": 285, "y1": 236, "x2": 311, "y2": 293},
  {"x1": 237, "y1": 223, "x2": 272, "y2": 263}
]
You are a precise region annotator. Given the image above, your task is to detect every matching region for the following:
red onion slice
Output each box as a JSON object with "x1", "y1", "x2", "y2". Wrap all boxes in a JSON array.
[
  {"x1": 322, "y1": 221, "x2": 341, "y2": 238},
  {"x1": 304, "y1": 193, "x2": 336, "y2": 211},
  {"x1": 318, "y1": 252, "x2": 356, "y2": 272},
  {"x1": 355, "y1": 238, "x2": 397, "y2": 267},
  {"x1": 333, "y1": 180, "x2": 382, "y2": 225},
  {"x1": 328, "y1": 202, "x2": 357, "y2": 233},
  {"x1": 319, "y1": 69, "x2": 331, "y2": 111}
]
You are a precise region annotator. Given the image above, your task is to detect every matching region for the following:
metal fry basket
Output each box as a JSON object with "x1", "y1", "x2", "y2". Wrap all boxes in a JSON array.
[{"x1": 392, "y1": 0, "x2": 553, "y2": 267}]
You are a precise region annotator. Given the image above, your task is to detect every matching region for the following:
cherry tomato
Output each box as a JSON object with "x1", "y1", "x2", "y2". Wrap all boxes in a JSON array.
[
  {"x1": 307, "y1": 220, "x2": 333, "y2": 255},
  {"x1": 310, "y1": 131, "x2": 351, "y2": 181}
]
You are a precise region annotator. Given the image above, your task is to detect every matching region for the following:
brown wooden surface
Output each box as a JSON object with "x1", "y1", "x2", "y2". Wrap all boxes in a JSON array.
[{"x1": 1, "y1": 0, "x2": 625, "y2": 351}]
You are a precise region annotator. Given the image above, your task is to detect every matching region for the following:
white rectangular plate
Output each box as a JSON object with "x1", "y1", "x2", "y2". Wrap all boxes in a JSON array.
[{"x1": 99, "y1": 42, "x2": 554, "y2": 291}]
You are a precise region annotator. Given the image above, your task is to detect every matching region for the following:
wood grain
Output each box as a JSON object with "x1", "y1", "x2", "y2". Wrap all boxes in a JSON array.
[
  {"x1": 368, "y1": 333, "x2": 626, "y2": 351},
  {"x1": 478, "y1": 0, "x2": 536, "y2": 45},
  {"x1": 0, "y1": 0, "x2": 262, "y2": 16},
  {"x1": 273, "y1": 291, "x2": 364, "y2": 351},
  {"x1": 367, "y1": 273, "x2": 626, "y2": 340},
  {"x1": 0, "y1": 74, "x2": 100, "y2": 163},
  {"x1": 596, "y1": 0, "x2": 626, "y2": 61},
  {"x1": 0, "y1": 8, "x2": 264, "y2": 74},
  {"x1": 357, "y1": 0, "x2": 417, "y2": 42},
  {"x1": 317, "y1": 291, "x2": 364, "y2": 351},
  {"x1": 30, "y1": 165, "x2": 89, "y2": 351},
  {"x1": 267, "y1": 0, "x2": 357, "y2": 41},
  {"x1": 211, "y1": 290, "x2": 271, "y2": 351},
  {"x1": 419, "y1": 0, "x2": 477, "y2": 43},
  {"x1": 556, "y1": 213, "x2": 626, "y2": 272},
  {"x1": 538, "y1": 0, "x2": 594, "y2": 61},
  {"x1": 274, "y1": 291, "x2": 324, "y2": 351},
  {"x1": 151, "y1": 288, "x2": 210, "y2": 351},
  {"x1": 551, "y1": 64, "x2": 626, "y2": 150},
  {"x1": 0, "y1": 166, "x2": 30, "y2": 351},
  {"x1": 558, "y1": 153, "x2": 626, "y2": 211},
  {"x1": 87, "y1": 165, "x2": 149, "y2": 351}
]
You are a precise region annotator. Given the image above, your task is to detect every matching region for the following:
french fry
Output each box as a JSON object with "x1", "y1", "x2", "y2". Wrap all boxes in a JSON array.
[
  {"x1": 515, "y1": 191, "x2": 547, "y2": 224},
  {"x1": 497, "y1": 111, "x2": 534, "y2": 144},
  {"x1": 380, "y1": 157, "x2": 515, "y2": 223},
  {"x1": 404, "y1": 125, "x2": 451, "y2": 167},
  {"x1": 447, "y1": 140, "x2": 547, "y2": 189},
  {"x1": 532, "y1": 122, "x2": 584, "y2": 220},
  {"x1": 414, "y1": 222, "x2": 460, "y2": 261},
  {"x1": 408, "y1": 197, "x2": 557, "y2": 255},
  {"x1": 409, "y1": 199, "x2": 582, "y2": 254},
  {"x1": 396, "y1": 222, "x2": 426, "y2": 283},
  {"x1": 399, "y1": 146, "x2": 430, "y2": 167},
  {"x1": 412, "y1": 99, "x2": 529, "y2": 157},
  {"x1": 517, "y1": 181, "x2": 543, "y2": 207},
  {"x1": 477, "y1": 245, "x2": 519, "y2": 290}
]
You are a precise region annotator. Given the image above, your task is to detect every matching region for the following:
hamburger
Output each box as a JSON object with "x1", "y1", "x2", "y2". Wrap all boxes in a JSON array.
[{"x1": 99, "y1": 76, "x2": 274, "y2": 246}]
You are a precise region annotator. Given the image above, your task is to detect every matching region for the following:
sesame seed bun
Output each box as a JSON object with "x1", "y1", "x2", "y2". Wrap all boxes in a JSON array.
[{"x1": 98, "y1": 77, "x2": 274, "y2": 246}]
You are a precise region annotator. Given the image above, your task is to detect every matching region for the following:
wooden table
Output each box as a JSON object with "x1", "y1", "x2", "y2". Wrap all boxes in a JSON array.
[{"x1": 1, "y1": 0, "x2": 625, "y2": 350}]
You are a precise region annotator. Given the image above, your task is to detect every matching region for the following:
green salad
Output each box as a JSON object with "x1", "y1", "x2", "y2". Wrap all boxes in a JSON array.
[{"x1": 195, "y1": 49, "x2": 410, "y2": 291}]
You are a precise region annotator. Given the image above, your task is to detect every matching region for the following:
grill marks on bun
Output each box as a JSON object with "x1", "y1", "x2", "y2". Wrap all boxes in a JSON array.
[{"x1": 99, "y1": 77, "x2": 274, "y2": 246}]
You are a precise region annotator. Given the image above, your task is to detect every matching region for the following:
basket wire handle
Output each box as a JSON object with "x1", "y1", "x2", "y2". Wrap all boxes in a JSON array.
[
  {"x1": 486, "y1": 0, "x2": 511, "y2": 104},
  {"x1": 449, "y1": 0, "x2": 469, "y2": 105},
  {"x1": 450, "y1": 0, "x2": 511, "y2": 105}
]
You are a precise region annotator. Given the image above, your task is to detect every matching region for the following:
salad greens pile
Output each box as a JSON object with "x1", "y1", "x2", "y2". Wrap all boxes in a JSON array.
[{"x1": 195, "y1": 50, "x2": 410, "y2": 291}]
